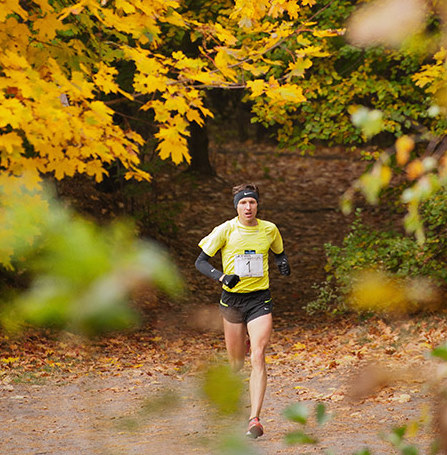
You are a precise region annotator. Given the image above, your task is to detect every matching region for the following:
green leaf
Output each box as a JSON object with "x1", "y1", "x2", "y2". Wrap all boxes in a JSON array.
[
  {"x1": 430, "y1": 439, "x2": 440, "y2": 455},
  {"x1": 431, "y1": 343, "x2": 447, "y2": 361},
  {"x1": 284, "y1": 430, "x2": 318, "y2": 445},
  {"x1": 218, "y1": 435, "x2": 260, "y2": 455},
  {"x1": 316, "y1": 402, "x2": 331, "y2": 425},
  {"x1": 383, "y1": 426, "x2": 407, "y2": 446},
  {"x1": 401, "y1": 445, "x2": 420, "y2": 455},
  {"x1": 283, "y1": 403, "x2": 309, "y2": 424}
]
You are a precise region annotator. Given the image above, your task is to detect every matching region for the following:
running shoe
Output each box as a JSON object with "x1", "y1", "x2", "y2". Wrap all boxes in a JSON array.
[{"x1": 246, "y1": 417, "x2": 264, "y2": 439}]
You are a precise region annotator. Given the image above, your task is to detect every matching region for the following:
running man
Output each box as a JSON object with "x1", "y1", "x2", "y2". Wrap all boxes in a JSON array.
[{"x1": 195, "y1": 183, "x2": 290, "y2": 438}]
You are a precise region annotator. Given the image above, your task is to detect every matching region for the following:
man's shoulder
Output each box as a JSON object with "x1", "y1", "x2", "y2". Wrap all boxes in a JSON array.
[
  {"x1": 258, "y1": 219, "x2": 278, "y2": 230},
  {"x1": 213, "y1": 217, "x2": 238, "y2": 233}
]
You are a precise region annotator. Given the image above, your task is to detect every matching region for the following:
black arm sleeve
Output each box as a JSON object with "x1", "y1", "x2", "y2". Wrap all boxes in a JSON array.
[
  {"x1": 195, "y1": 251, "x2": 223, "y2": 281},
  {"x1": 274, "y1": 251, "x2": 287, "y2": 263}
]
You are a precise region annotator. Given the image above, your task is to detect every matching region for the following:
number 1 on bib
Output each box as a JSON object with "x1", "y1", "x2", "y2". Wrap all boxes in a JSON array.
[{"x1": 234, "y1": 254, "x2": 263, "y2": 277}]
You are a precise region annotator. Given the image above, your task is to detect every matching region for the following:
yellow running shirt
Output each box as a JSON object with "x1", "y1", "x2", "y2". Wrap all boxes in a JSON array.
[{"x1": 198, "y1": 217, "x2": 284, "y2": 293}]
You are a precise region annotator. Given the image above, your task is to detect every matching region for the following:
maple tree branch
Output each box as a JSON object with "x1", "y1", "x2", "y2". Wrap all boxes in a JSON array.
[
  {"x1": 221, "y1": 0, "x2": 340, "y2": 72},
  {"x1": 112, "y1": 109, "x2": 155, "y2": 126}
]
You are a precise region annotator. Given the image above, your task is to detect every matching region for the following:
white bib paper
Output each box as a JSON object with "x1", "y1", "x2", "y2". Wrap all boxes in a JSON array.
[{"x1": 234, "y1": 254, "x2": 263, "y2": 278}]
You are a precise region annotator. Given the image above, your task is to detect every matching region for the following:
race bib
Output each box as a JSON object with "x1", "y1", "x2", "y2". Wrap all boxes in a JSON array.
[{"x1": 234, "y1": 254, "x2": 263, "y2": 278}]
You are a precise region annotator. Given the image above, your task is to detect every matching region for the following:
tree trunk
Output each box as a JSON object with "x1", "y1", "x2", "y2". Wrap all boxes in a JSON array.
[{"x1": 187, "y1": 120, "x2": 216, "y2": 176}]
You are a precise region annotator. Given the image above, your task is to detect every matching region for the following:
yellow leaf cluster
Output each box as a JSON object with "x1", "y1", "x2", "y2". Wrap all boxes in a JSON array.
[
  {"x1": 0, "y1": 0, "x2": 325, "y2": 187},
  {"x1": 93, "y1": 63, "x2": 120, "y2": 95},
  {"x1": 269, "y1": 1, "x2": 301, "y2": 19},
  {"x1": 0, "y1": 0, "x2": 164, "y2": 184},
  {"x1": 269, "y1": 80, "x2": 306, "y2": 105},
  {"x1": 232, "y1": 0, "x2": 307, "y2": 26},
  {"x1": 214, "y1": 23, "x2": 238, "y2": 46},
  {"x1": 349, "y1": 270, "x2": 437, "y2": 315},
  {"x1": 231, "y1": 0, "x2": 271, "y2": 28},
  {"x1": 155, "y1": 119, "x2": 190, "y2": 165},
  {"x1": 412, "y1": 47, "x2": 447, "y2": 93},
  {"x1": 0, "y1": 46, "x2": 146, "y2": 182}
]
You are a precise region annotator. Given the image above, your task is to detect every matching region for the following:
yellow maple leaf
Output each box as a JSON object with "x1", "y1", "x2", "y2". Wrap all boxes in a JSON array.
[
  {"x1": 269, "y1": 1, "x2": 300, "y2": 19},
  {"x1": 296, "y1": 45, "x2": 330, "y2": 58},
  {"x1": 313, "y1": 29, "x2": 342, "y2": 38},
  {"x1": 0, "y1": 132, "x2": 23, "y2": 154},
  {"x1": 34, "y1": 13, "x2": 64, "y2": 41},
  {"x1": 115, "y1": 0, "x2": 135, "y2": 14},
  {"x1": 272, "y1": 84, "x2": 306, "y2": 103},
  {"x1": 93, "y1": 62, "x2": 119, "y2": 94},
  {"x1": 287, "y1": 58, "x2": 313, "y2": 78},
  {"x1": 0, "y1": 98, "x2": 32, "y2": 128},
  {"x1": 70, "y1": 71, "x2": 94, "y2": 97},
  {"x1": 214, "y1": 23, "x2": 238, "y2": 46},
  {"x1": 162, "y1": 10, "x2": 186, "y2": 27},
  {"x1": 186, "y1": 109, "x2": 204, "y2": 126},
  {"x1": 246, "y1": 79, "x2": 267, "y2": 98},
  {"x1": 134, "y1": 73, "x2": 167, "y2": 94},
  {"x1": 0, "y1": 0, "x2": 27, "y2": 21},
  {"x1": 85, "y1": 159, "x2": 107, "y2": 182},
  {"x1": 155, "y1": 124, "x2": 190, "y2": 165},
  {"x1": 89, "y1": 101, "x2": 114, "y2": 120},
  {"x1": 0, "y1": 50, "x2": 29, "y2": 71},
  {"x1": 214, "y1": 49, "x2": 238, "y2": 82},
  {"x1": 52, "y1": 158, "x2": 80, "y2": 180},
  {"x1": 124, "y1": 168, "x2": 151, "y2": 182}
]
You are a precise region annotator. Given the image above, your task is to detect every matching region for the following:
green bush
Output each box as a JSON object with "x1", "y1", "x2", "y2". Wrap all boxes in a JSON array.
[{"x1": 306, "y1": 190, "x2": 447, "y2": 314}]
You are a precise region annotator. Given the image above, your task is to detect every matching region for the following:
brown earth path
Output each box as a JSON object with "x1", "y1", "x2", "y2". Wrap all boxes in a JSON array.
[{"x1": 1, "y1": 142, "x2": 447, "y2": 455}]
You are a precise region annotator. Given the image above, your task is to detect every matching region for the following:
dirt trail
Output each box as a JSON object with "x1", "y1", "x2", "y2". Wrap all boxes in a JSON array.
[{"x1": 1, "y1": 143, "x2": 445, "y2": 455}]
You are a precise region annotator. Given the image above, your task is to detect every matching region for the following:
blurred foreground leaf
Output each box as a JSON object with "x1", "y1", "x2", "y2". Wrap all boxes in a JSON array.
[
  {"x1": 316, "y1": 402, "x2": 331, "y2": 426},
  {"x1": 202, "y1": 364, "x2": 243, "y2": 415},
  {"x1": 285, "y1": 430, "x2": 318, "y2": 445},
  {"x1": 0, "y1": 175, "x2": 183, "y2": 336},
  {"x1": 431, "y1": 343, "x2": 447, "y2": 361},
  {"x1": 353, "y1": 450, "x2": 372, "y2": 455},
  {"x1": 346, "y1": 0, "x2": 427, "y2": 48},
  {"x1": 217, "y1": 434, "x2": 260, "y2": 455},
  {"x1": 116, "y1": 389, "x2": 180, "y2": 432},
  {"x1": 350, "y1": 106, "x2": 384, "y2": 139},
  {"x1": 283, "y1": 402, "x2": 309, "y2": 424}
]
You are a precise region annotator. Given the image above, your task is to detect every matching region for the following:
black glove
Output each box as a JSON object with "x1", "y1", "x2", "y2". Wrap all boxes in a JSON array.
[
  {"x1": 222, "y1": 274, "x2": 240, "y2": 289},
  {"x1": 275, "y1": 252, "x2": 290, "y2": 276}
]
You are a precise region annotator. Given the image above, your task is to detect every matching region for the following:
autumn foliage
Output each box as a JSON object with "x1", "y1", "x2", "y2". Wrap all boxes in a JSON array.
[{"x1": 0, "y1": 0, "x2": 332, "y2": 187}]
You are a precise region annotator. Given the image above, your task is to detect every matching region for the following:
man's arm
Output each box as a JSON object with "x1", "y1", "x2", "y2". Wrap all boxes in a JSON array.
[{"x1": 195, "y1": 251, "x2": 240, "y2": 288}]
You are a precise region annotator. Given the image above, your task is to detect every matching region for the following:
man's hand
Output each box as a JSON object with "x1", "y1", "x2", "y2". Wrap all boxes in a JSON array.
[
  {"x1": 222, "y1": 274, "x2": 240, "y2": 289},
  {"x1": 275, "y1": 252, "x2": 291, "y2": 276}
]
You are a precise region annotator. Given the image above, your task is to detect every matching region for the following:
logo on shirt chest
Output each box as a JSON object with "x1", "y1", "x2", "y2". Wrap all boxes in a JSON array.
[{"x1": 245, "y1": 250, "x2": 256, "y2": 254}]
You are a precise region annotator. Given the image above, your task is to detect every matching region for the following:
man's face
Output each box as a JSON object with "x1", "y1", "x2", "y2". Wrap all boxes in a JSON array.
[{"x1": 237, "y1": 197, "x2": 258, "y2": 225}]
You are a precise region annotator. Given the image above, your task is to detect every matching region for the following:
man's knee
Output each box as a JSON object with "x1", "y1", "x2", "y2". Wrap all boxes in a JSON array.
[
  {"x1": 230, "y1": 357, "x2": 245, "y2": 372},
  {"x1": 250, "y1": 347, "x2": 266, "y2": 370}
]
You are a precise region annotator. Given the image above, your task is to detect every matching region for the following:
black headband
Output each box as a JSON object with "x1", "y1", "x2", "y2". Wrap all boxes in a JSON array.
[{"x1": 233, "y1": 190, "x2": 259, "y2": 208}]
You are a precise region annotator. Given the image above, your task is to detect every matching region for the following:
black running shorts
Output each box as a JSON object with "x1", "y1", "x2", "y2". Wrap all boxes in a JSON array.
[{"x1": 219, "y1": 289, "x2": 273, "y2": 324}]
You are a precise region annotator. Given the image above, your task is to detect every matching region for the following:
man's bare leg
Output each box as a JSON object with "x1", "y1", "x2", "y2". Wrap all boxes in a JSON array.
[
  {"x1": 247, "y1": 313, "x2": 272, "y2": 419},
  {"x1": 223, "y1": 318, "x2": 247, "y2": 371}
]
